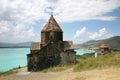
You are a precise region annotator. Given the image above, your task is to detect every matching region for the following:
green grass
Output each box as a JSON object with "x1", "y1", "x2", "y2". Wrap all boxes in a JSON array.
[
  {"x1": 41, "y1": 64, "x2": 73, "y2": 73},
  {"x1": 76, "y1": 53, "x2": 94, "y2": 60},
  {"x1": 0, "y1": 69, "x2": 16, "y2": 76},
  {"x1": 74, "y1": 52, "x2": 120, "y2": 72},
  {"x1": 0, "y1": 67, "x2": 19, "y2": 76}
]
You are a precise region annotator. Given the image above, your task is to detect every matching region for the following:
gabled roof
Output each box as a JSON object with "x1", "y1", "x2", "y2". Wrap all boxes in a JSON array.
[
  {"x1": 30, "y1": 42, "x2": 41, "y2": 50},
  {"x1": 63, "y1": 41, "x2": 74, "y2": 51},
  {"x1": 41, "y1": 15, "x2": 63, "y2": 32},
  {"x1": 100, "y1": 43, "x2": 109, "y2": 49}
]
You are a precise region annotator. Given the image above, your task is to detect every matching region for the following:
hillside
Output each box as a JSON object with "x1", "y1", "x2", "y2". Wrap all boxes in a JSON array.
[
  {"x1": 74, "y1": 36, "x2": 120, "y2": 50},
  {"x1": 74, "y1": 52, "x2": 120, "y2": 71}
]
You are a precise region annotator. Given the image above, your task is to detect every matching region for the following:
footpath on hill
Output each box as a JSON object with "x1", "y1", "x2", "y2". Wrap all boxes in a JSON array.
[{"x1": 0, "y1": 67, "x2": 120, "y2": 80}]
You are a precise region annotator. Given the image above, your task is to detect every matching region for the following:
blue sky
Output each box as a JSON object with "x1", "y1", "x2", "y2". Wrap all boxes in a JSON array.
[{"x1": 0, "y1": 0, "x2": 120, "y2": 44}]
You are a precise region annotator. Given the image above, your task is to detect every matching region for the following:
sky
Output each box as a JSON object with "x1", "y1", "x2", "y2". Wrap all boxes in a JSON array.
[{"x1": 0, "y1": 0, "x2": 120, "y2": 44}]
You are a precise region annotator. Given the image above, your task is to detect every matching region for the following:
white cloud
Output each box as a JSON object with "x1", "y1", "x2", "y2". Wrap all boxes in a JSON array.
[
  {"x1": 0, "y1": 21, "x2": 10, "y2": 34},
  {"x1": 74, "y1": 27, "x2": 86, "y2": 39},
  {"x1": 73, "y1": 27, "x2": 114, "y2": 44},
  {"x1": 0, "y1": 0, "x2": 120, "y2": 23},
  {"x1": 0, "y1": 22, "x2": 39, "y2": 43},
  {"x1": 89, "y1": 28, "x2": 113, "y2": 40},
  {"x1": 54, "y1": 0, "x2": 120, "y2": 22},
  {"x1": 0, "y1": 0, "x2": 119, "y2": 42}
]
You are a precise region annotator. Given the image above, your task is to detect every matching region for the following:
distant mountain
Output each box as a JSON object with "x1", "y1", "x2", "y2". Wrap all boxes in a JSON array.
[
  {"x1": 15, "y1": 42, "x2": 31, "y2": 47},
  {"x1": 0, "y1": 42, "x2": 31, "y2": 48},
  {"x1": 74, "y1": 36, "x2": 120, "y2": 50},
  {"x1": 84, "y1": 40, "x2": 97, "y2": 44}
]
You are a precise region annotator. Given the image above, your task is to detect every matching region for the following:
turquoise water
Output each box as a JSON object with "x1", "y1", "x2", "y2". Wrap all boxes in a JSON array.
[
  {"x1": 0, "y1": 48, "x2": 30, "y2": 72},
  {"x1": 0, "y1": 48, "x2": 94, "y2": 72},
  {"x1": 75, "y1": 49, "x2": 95, "y2": 55}
]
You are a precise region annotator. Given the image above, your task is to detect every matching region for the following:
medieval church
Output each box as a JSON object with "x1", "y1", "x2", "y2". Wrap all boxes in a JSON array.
[{"x1": 27, "y1": 15, "x2": 76, "y2": 71}]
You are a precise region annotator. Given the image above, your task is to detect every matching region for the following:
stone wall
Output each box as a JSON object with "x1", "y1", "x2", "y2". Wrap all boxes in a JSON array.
[
  {"x1": 27, "y1": 43, "x2": 62, "y2": 71},
  {"x1": 60, "y1": 50, "x2": 76, "y2": 64}
]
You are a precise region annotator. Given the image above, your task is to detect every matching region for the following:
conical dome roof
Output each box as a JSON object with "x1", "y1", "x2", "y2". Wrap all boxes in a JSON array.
[{"x1": 41, "y1": 15, "x2": 63, "y2": 32}]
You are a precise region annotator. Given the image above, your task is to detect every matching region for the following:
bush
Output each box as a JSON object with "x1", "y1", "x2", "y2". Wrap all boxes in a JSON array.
[{"x1": 76, "y1": 53, "x2": 94, "y2": 60}]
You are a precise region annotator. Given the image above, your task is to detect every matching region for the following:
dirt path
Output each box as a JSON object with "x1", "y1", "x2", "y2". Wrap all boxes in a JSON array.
[{"x1": 0, "y1": 67, "x2": 120, "y2": 80}]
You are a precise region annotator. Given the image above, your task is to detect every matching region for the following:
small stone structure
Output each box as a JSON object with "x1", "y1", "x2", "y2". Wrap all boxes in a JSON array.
[
  {"x1": 95, "y1": 43, "x2": 110, "y2": 57},
  {"x1": 100, "y1": 43, "x2": 109, "y2": 53},
  {"x1": 27, "y1": 15, "x2": 76, "y2": 71}
]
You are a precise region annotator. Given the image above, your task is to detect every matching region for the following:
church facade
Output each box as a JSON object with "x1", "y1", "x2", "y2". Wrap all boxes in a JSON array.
[{"x1": 27, "y1": 15, "x2": 76, "y2": 71}]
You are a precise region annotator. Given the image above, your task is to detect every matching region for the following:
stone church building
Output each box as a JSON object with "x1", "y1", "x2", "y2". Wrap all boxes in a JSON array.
[{"x1": 27, "y1": 15, "x2": 76, "y2": 71}]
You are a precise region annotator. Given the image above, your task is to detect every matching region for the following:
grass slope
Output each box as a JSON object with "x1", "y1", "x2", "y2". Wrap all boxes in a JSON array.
[{"x1": 74, "y1": 52, "x2": 120, "y2": 71}]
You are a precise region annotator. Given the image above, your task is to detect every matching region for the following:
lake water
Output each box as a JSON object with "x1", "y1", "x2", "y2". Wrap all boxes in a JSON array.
[
  {"x1": 0, "y1": 48, "x2": 94, "y2": 72},
  {"x1": 75, "y1": 49, "x2": 95, "y2": 55},
  {"x1": 0, "y1": 48, "x2": 30, "y2": 72}
]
